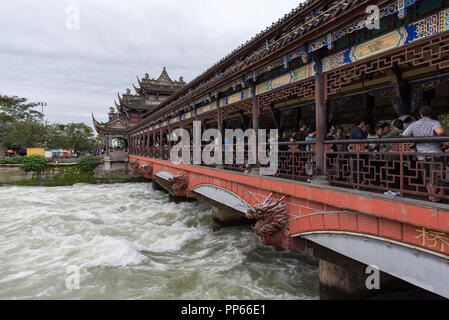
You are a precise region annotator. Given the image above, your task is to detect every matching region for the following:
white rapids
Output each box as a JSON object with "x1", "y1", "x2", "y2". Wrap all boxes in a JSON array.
[{"x1": 0, "y1": 183, "x2": 318, "y2": 300}]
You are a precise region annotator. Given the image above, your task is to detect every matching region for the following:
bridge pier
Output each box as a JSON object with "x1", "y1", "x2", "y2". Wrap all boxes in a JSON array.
[
  {"x1": 95, "y1": 152, "x2": 130, "y2": 178},
  {"x1": 193, "y1": 194, "x2": 250, "y2": 232},
  {"x1": 151, "y1": 177, "x2": 250, "y2": 232},
  {"x1": 307, "y1": 242, "x2": 430, "y2": 300},
  {"x1": 211, "y1": 204, "x2": 250, "y2": 232},
  {"x1": 152, "y1": 179, "x2": 166, "y2": 192}
]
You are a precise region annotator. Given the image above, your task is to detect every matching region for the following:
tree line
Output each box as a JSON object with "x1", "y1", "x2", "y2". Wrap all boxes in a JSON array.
[{"x1": 0, "y1": 95, "x2": 102, "y2": 154}]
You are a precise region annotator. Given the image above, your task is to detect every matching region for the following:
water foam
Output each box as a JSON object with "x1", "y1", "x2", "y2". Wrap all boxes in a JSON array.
[
  {"x1": 80, "y1": 236, "x2": 146, "y2": 268},
  {"x1": 0, "y1": 183, "x2": 319, "y2": 299}
]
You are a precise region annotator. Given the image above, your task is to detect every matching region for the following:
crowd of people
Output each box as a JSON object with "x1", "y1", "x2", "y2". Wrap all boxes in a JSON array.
[{"x1": 277, "y1": 106, "x2": 448, "y2": 201}]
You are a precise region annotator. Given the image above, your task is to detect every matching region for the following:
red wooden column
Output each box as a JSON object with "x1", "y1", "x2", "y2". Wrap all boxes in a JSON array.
[
  {"x1": 159, "y1": 126, "x2": 163, "y2": 159},
  {"x1": 139, "y1": 133, "x2": 142, "y2": 155},
  {"x1": 159, "y1": 127, "x2": 163, "y2": 146},
  {"x1": 146, "y1": 130, "x2": 151, "y2": 155},
  {"x1": 132, "y1": 135, "x2": 136, "y2": 154},
  {"x1": 137, "y1": 133, "x2": 140, "y2": 155},
  {"x1": 251, "y1": 83, "x2": 260, "y2": 166},
  {"x1": 216, "y1": 97, "x2": 223, "y2": 141},
  {"x1": 314, "y1": 54, "x2": 329, "y2": 182}
]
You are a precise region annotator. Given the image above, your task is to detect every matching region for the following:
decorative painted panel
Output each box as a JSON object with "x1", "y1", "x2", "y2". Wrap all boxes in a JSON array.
[
  {"x1": 310, "y1": 0, "x2": 418, "y2": 53},
  {"x1": 197, "y1": 102, "x2": 217, "y2": 115},
  {"x1": 169, "y1": 116, "x2": 180, "y2": 124},
  {"x1": 181, "y1": 111, "x2": 195, "y2": 120},
  {"x1": 222, "y1": 88, "x2": 251, "y2": 106},
  {"x1": 256, "y1": 64, "x2": 314, "y2": 95},
  {"x1": 441, "y1": 8, "x2": 449, "y2": 32},
  {"x1": 322, "y1": 9, "x2": 449, "y2": 73}
]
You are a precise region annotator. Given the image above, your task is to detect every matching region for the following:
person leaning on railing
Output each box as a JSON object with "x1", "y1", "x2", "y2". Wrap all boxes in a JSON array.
[
  {"x1": 402, "y1": 106, "x2": 447, "y2": 202},
  {"x1": 332, "y1": 127, "x2": 346, "y2": 152},
  {"x1": 292, "y1": 121, "x2": 310, "y2": 151}
]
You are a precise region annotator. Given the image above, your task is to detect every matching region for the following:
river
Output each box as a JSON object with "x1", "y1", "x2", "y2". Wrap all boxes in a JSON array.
[{"x1": 0, "y1": 183, "x2": 319, "y2": 300}]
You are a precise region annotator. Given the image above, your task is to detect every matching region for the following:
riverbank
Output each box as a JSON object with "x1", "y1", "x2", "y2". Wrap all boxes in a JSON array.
[{"x1": 0, "y1": 163, "x2": 145, "y2": 186}]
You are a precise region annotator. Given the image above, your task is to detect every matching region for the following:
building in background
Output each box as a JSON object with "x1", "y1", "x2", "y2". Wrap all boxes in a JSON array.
[{"x1": 93, "y1": 68, "x2": 185, "y2": 154}]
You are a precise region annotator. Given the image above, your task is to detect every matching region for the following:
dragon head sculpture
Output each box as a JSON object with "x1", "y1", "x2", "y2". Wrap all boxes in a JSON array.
[
  {"x1": 246, "y1": 193, "x2": 289, "y2": 246},
  {"x1": 168, "y1": 171, "x2": 189, "y2": 194}
]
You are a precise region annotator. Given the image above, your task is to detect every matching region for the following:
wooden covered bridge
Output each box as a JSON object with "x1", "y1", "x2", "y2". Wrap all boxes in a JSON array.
[{"x1": 94, "y1": 0, "x2": 449, "y2": 299}]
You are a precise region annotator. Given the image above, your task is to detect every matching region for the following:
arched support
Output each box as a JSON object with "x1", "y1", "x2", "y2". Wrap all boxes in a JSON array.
[
  {"x1": 192, "y1": 184, "x2": 253, "y2": 231},
  {"x1": 301, "y1": 232, "x2": 449, "y2": 300},
  {"x1": 154, "y1": 170, "x2": 174, "y2": 180},
  {"x1": 192, "y1": 184, "x2": 251, "y2": 214}
]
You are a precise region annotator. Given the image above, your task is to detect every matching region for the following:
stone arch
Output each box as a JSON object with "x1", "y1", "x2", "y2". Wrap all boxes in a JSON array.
[
  {"x1": 191, "y1": 184, "x2": 253, "y2": 213},
  {"x1": 302, "y1": 232, "x2": 449, "y2": 299},
  {"x1": 154, "y1": 170, "x2": 175, "y2": 181}
]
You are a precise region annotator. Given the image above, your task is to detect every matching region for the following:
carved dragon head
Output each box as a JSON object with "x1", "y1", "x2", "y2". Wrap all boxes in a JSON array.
[
  {"x1": 246, "y1": 193, "x2": 288, "y2": 241},
  {"x1": 169, "y1": 171, "x2": 189, "y2": 193}
]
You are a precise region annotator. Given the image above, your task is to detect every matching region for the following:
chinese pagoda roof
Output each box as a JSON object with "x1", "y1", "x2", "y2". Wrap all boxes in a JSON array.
[
  {"x1": 92, "y1": 114, "x2": 130, "y2": 134},
  {"x1": 116, "y1": 90, "x2": 154, "y2": 112},
  {"x1": 135, "y1": 67, "x2": 186, "y2": 95}
]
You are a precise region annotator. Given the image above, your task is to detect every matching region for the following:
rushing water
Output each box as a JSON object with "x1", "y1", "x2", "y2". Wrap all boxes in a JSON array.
[{"x1": 0, "y1": 183, "x2": 319, "y2": 300}]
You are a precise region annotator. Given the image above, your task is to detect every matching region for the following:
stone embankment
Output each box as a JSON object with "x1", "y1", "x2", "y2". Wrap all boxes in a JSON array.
[{"x1": 0, "y1": 152, "x2": 143, "y2": 186}]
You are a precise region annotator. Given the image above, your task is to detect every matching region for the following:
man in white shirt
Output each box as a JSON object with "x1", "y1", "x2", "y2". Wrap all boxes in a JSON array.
[{"x1": 403, "y1": 106, "x2": 446, "y2": 201}]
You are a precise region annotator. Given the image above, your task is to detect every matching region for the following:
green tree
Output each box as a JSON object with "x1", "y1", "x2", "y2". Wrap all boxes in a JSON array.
[
  {"x1": 0, "y1": 95, "x2": 43, "y2": 121},
  {"x1": 1, "y1": 95, "x2": 101, "y2": 153},
  {"x1": 2, "y1": 119, "x2": 48, "y2": 149},
  {"x1": 0, "y1": 95, "x2": 45, "y2": 151},
  {"x1": 46, "y1": 123, "x2": 100, "y2": 153},
  {"x1": 77, "y1": 155, "x2": 100, "y2": 172}
]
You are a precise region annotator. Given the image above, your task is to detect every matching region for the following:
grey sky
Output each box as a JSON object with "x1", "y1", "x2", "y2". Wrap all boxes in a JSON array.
[{"x1": 0, "y1": 0, "x2": 302, "y2": 126}]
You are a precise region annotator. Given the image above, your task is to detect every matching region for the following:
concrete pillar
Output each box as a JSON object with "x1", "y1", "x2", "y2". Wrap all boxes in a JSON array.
[
  {"x1": 211, "y1": 203, "x2": 250, "y2": 232},
  {"x1": 319, "y1": 257, "x2": 371, "y2": 300},
  {"x1": 152, "y1": 179, "x2": 165, "y2": 192},
  {"x1": 307, "y1": 242, "x2": 417, "y2": 300}
]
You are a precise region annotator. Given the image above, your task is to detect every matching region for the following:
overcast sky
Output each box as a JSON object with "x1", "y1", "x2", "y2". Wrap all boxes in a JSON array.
[{"x1": 0, "y1": 0, "x2": 302, "y2": 126}]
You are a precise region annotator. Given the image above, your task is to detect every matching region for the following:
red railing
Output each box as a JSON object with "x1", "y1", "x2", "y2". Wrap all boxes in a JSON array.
[{"x1": 130, "y1": 137, "x2": 449, "y2": 202}]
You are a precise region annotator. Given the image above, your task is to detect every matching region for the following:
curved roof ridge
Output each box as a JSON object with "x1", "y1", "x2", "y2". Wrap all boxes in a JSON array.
[{"x1": 156, "y1": 67, "x2": 173, "y2": 84}]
